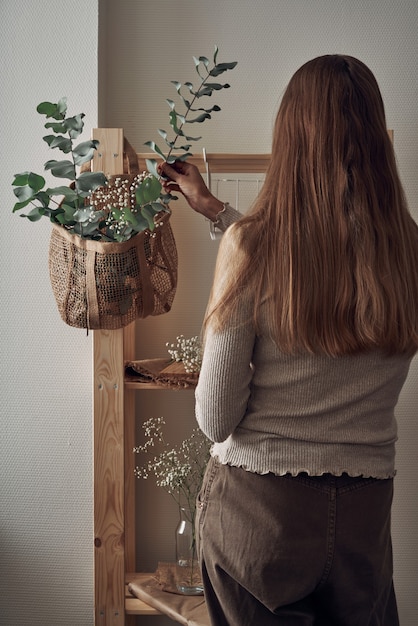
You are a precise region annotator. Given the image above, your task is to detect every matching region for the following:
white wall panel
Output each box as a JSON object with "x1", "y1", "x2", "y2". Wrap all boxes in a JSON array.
[{"x1": 0, "y1": 1, "x2": 98, "y2": 624}]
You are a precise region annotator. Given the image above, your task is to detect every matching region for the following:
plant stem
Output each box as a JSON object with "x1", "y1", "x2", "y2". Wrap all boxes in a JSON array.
[{"x1": 165, "y1": 66, "x2": 213, "y2": 163}]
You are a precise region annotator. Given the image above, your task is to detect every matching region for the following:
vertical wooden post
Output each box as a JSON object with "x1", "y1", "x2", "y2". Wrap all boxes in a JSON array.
[{"x1": 92, "y1": 129, "x2": 127, "y2": 626}]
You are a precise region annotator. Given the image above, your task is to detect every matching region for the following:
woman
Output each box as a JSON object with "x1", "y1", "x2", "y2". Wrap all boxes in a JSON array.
[{"x1": 160, "y1": 55, "x2": 418, "y2": 625}]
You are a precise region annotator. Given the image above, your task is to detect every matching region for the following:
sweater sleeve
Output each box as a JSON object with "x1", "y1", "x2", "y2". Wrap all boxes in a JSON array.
[{"x1": 195, "y1": 226, "x2": 256, "y2": 443}]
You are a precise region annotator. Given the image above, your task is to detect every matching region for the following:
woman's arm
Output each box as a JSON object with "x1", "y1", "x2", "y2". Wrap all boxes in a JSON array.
[
  {"x1": 195, "y1": 319, "x2": 255, "y2": 443},
  {"x1": 195, "y1": 226, "x2": 255, "y2": 442}
]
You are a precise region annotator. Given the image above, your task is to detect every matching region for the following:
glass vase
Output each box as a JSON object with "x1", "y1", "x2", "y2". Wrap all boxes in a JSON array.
[{"x1": 175, "y1": 506, "x2": 204, "y2": 595}]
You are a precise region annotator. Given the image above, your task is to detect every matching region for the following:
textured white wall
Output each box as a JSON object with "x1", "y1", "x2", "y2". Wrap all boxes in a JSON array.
[
  {"x1": 0, "y1": 1, "x2": 98, "y2": 625},
  {"x1": 99, "y1": 1, "x2": 418, "y2": 625}
]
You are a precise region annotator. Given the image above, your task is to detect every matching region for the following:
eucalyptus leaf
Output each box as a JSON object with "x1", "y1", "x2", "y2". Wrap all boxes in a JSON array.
[
  {"x1": 172, "y1": 152, "x2": 193, "y2": 162},
  {"x1": 19, "y1": 206, "x2": 45, "y2": 222},
  {"x1": 136, "y1": 176, "x2": 162, "y2": 204},
  {"x1": 13, "y1": 198, "x2": 33, "y2": 212},
  {"x1": 132, "y1": 214, "x2": 150, "y2": 233},
  {"x1": 37, "y1": 98, "x2": 67, "y2": 119},
  {"x1": 209, "y1": 61, "x2": 238, "y2": 76},
  {"x1": 168, "y1": 111, "x2": 184, "y2": 135},
  {"x1": 141, "y1": 204, "x2": 157, "y2": 230},
  {"x1": 171, "y1": 81, "x2": 182, "y2": 93},
  {"x1": 12, "y1": 171, "x2": 45, "y2": 192},
  {"x1": 43, "y1": 135, "x2": 72, "y2": 152},
  {"x1": 76, "y1": 171, "x2": 107, "y2": 193},
  {"x1": 45, "y1": 185, "x2": 79, "y2": 201},
  {"x1": 213, "y1": 45, "x2": 219, "y2": 64},
  {"x1": 13, "y1": 185, "x2": 36, "y2": 204},
  {"x1": 44, "y1": 121, "x2": 67, "y2": 133},
  {"x1": 183, "y1": 82, "x2": 195, "y2": 94},
  {"x1": 44, "y1": 159, "x2": 76, "y2": 179},
  {"x1": 72, "y1": 139, "x2": 99, "y2": 165},
  {"x1": 145, "y1": 158, "x2": 160, "y2": 179},
  {"x1": 63, "y1": 114, "x2": 85, "y2": 139},
  {"x1": 144, "y1": 141, "x2": 166, "y2": 160},
  {"x1": 186, "y1": 112, "x2": 212, "y2": 123},
  {"x1": 73, "y1": 207, "x2": 94, "y2": 223},
  {"x1": 183, "y1": 133, "x2": 202, "y2": 141}
]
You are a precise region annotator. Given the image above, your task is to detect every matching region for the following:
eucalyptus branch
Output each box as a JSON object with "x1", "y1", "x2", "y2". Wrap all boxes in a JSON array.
[{"x1": 144, "y1": 46, "x2": 237, "y2": 182}]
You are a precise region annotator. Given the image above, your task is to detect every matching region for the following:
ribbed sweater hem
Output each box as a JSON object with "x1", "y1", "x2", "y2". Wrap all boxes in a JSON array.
[{"x1": 211, "y1": 438, "x2": 396, "y2": 479}]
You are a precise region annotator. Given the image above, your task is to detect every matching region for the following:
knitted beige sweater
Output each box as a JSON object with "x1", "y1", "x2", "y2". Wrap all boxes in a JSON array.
[{"x1": 196, "y1": 211, "x2": 412, "y2": 479}]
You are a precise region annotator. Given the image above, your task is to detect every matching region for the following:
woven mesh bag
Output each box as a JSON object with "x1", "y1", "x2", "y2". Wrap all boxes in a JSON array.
[{"x1": 49, "y1": 209, "x2": 177, "y2": 329}]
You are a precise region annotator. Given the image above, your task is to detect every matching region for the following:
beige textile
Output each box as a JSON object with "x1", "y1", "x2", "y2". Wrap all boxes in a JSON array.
[
  {"x1": 128, "y1": 563, "x2": 210, "y2": 626},
  {"x1": 125, "y1": 358, "x2": 198, "y2": 389}
]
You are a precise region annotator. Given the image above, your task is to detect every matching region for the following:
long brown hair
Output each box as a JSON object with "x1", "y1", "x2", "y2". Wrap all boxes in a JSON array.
[{"x1": 205, "y1": 54, "x2": 418, "y2": 356}]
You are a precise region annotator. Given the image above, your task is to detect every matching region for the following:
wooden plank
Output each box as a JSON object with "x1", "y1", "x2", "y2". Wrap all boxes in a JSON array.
[
  {"x1": 137, "y1": 132, "x2": 393, "y2": 175},
  {"x1": 125, "y1": 584, "x2": 160, "y2": 616},
  {"x1": 93, "y1": 129, "x2": 126, "y2": 626},
  {"x1": 123, "y1": 322, "x2": 136, "y2": 575},
  {"x1": 137, "y1": 152, "x2": 270, "y2": 174},
  {"x1": 93, "y1": 128, "x2": 124, "y2": 176}
]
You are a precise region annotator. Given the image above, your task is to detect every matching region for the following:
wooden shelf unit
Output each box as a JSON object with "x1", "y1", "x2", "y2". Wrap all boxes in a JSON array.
[{"x1": 91, "y1": 131, "x2": 267, "y2": 625}]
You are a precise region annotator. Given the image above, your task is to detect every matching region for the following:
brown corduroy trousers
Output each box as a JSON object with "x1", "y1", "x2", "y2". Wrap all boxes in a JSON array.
[{"x1": 196, "y1": 457, "x2": 399, "y2": 626}]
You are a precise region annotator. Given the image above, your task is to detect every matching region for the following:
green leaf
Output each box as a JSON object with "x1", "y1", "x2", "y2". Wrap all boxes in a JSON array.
[
  {"x1": 186, "y1": 112, "x2": 212, "y2": 123},
  {"x1": 45, "y1": 186, "x2": 78, "y2": 201},
  {"x1": 72, "y1": 139, "x2": 99, "y2": 165},
  {"x1": 37, "y1": 98, "x2": 67, "y2": 120},
  {"x1": 135, "y1": 176, "x2": 162, "y2": 204},
  {"x1": 209, "y1": 61, "x2": 238, "y2": 77},
  {"x1": 170, "y1": 152, "x2": 192, "y2": 162},
  {"x1": 193, "y1": 55, "x2": 209, "y2": 68},
  {"x1": 76, "y1": 171, "x2": 107, "y2": 193},
  {"x1": 12, "y1": 171, "x2": 45, "y2": 191},
  {"x1": 73, "y1": 206, "x2": 94, "y2": 223},
  {"x1": 190, "y1": 105, "x2": 221, "y2": 114},
  {"x1": 196, "y1": 83, "x2": 230, "y2": 97},
  {"x1": 44, "y1": 159, "x2": 76, "y2": 179},
  {"x1": 132, "y1": 214, "x2": 149, "y2": 233},
  {"x1": 144, "y1": 141, "x2": 166, "y2": 160},
  {"x1": 19, "y1": 206, "x2": 46, "y2": 222},
  {"x1": 141, "y1": 204, "x2": 157, "y2": 230},
  {"x1": 146, "y1": 158, "x2": 160, "y2": 178},
  {"x1": 183, "y1": 133, "x2": 202, "y2": 141},
  {"x1": 168, "y1": 111, "x2": 184, "y2": 135},
  {"x1": 43, "y1": 134, "x2": 72, "y2": 153},
  {"x1": 213, "y1": 45, "x2": 219, "y2": 64},
  {"x1": 13, "y1": 185, "x2": 36, "y2": 204},
  {"x1": 183, "y1": 82, "x2": 195, "y2": 94},
  {"x1": 157, "y1": 129, "x2": 173, "y2": 145},
  {"x1": 166, "y1": 99, "x2": 176, "y2": 110},
  {"x1": 13, "y1": 198, "x2": 33, "y2": 212},
  {"x1": 63, "y1": 114, "x2": 85, "y2": 139},
  {"x1": 44, "y1": 121, "x2": 67, "y2": 134},
  {"x1": 171, "y1": 80, "x2": 182, "y2": 93}
]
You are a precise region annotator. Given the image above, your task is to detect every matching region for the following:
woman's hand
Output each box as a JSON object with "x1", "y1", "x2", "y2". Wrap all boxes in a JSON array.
[{"x1": 158, "y1": 161, "x2": 224, "y2": 221}]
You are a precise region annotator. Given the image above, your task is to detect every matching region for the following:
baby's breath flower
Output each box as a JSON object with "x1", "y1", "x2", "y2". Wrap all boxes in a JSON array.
[
  {"x1": 134, "y1": 416, "x2": 211, "y2": 512},
  {"x1": 166, "y1": 335, "x2": 203, "y2": 374}
]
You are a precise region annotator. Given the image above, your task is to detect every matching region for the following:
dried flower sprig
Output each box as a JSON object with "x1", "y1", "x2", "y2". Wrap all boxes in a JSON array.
[
  {"x1": 134, "y1": 417, "x2": 211, "y2": 514},
  {"x1": 166, "y1": 335, "x2": 203, "y2": 374}
]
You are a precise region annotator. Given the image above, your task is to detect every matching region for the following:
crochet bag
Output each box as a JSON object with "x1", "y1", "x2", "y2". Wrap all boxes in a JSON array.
[{"x1": 48, "y1": 141, "x2": 178, "y2": 330}]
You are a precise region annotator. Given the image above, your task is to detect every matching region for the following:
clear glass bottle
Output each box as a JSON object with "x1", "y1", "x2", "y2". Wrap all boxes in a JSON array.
[{"x1": 175, "y1": 506, "x2": 204, "y2": 595}]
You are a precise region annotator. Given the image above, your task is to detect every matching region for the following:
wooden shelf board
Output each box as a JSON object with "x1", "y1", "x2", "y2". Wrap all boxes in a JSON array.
[
  {"x1": 124, "y1": 379, "x2": 195, "y2": 391},
  {"x1": 125, "y1": 380, "x2": 167, "y2": 390},
  {"x1": 125, "y1": 582, "x2": 160, "y2": 615}
]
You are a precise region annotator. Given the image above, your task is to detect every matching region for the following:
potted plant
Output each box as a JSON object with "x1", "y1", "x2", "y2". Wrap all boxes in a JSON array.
[{"x1": 12, "y1": 46, "x2": 237, "y2": 329}]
